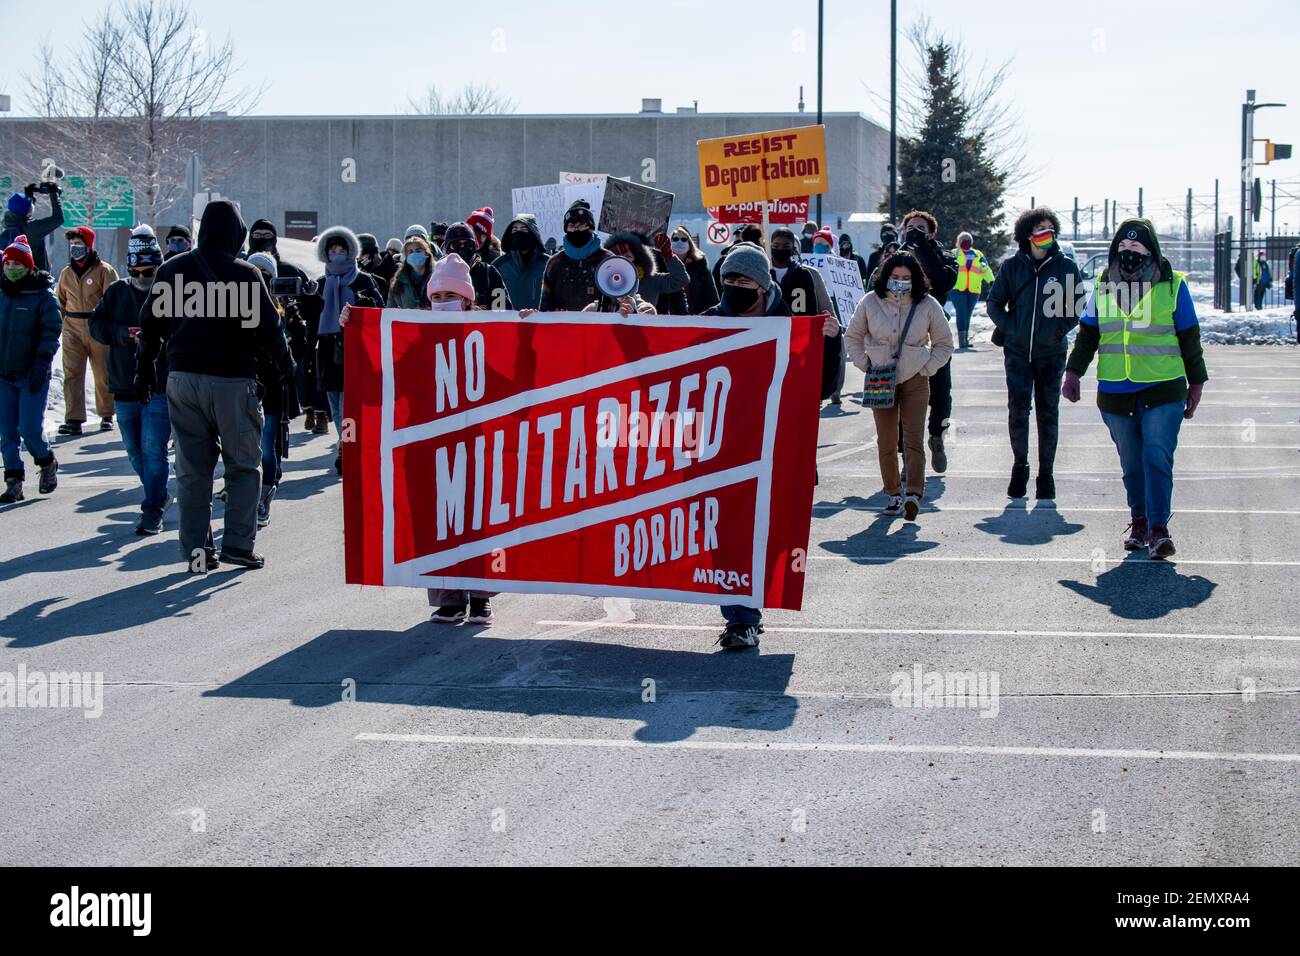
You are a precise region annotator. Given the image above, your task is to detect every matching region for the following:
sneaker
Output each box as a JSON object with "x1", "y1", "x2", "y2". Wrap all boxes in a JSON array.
[
  {"x1": 430, "y1": 603, "x2": 468, "y2": 624},
  {"x1": 466, "y1": 597, "x2": 494, "y2": 624},
  {"x1": 717, "y1": 622, "x2": 762, "y2": 650},
  {"x1": 37, "y1": 456, "x2": 58, "y2": 494},
  {"x1": 928, "y1": 433, "x2": 947, "y2": 473},
  {"x1": 1035, "y1": 472, "x2": 1056, "y2": 500},
  {"x1": 219, "y1": 547, "x2": 265, "y2": 569},
  {"x1": 134, "y1": 512, "x2": 164, "y2": 536},
  {"x1": 1148, "y1": 525, "x2": 1176, "y2": 560},
  {"x1": 1123, "y1": 516, "x2": 1149, "y2": 551},
  {"x1": 0, "y1": 473, "x2": 24, "y2": 504},
  {"x1": 57, "y1": 421, "x2": 83, "y2": 436},
  {"x1": 903, "y1": 493, "x2": 921, "y2": 521},
  {"x1": 1007, "y1": 463, "x2": 1030, "y2": 499},
  {"x1": 256, "y1": 485, "x2": 276, "y2": 529},
  {"x1": 882, "y1": 494, "x2": 904, "y2": 516},
  {"x1": 100, "y1": 417, "x2": 114, "y2": 431}
]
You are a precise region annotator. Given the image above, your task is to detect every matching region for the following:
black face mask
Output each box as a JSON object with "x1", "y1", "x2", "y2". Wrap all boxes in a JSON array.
[
  {"x1": 904, "y1": 227, "x2": 928, "y2": 247},
  {"x1": 770, "y1": 247, "x2": 794, "y2": 266},
  {"x1": 566, "y1": 228, "x2": 591, "y2": 247},
  {"x1": 1117, "y1": 249, "x2": 1150, "y2": 275},
  {"x1": 449, "y1": 242, "x2": 477, "y2": 261},
  {"x1": 249, "y1": 237, "x2": 275, "y2": 254},
  {"x1": 721, "y1": 284, "x2": 761, "y2": 314}
]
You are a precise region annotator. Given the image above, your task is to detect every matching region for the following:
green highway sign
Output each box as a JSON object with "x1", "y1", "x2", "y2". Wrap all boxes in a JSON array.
[{"x1": 63, "y1": 176, "x2": 135, "y2": 228}]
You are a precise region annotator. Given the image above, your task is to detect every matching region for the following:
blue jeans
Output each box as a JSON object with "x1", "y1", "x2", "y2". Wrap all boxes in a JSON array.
[
  {"x1": 0, "y1": 372, "x2": 53, "y2": 473},
  {"x1": 261, "y1": 411, "x2": 282, "y2": 487},
  {"x1": 326, "y1": 390, "x2": 344, "y2": 441},
  {"x1": 1101, "y1": 400, "x2": 1185, "y2": 528},
  {"x1": 116, "y1": 396, "x2": 172, "y2": 518},
  {"x1": 722, "y1": 605, "x2": 762, "y2": 626},
  {"x1": 950, "y1": 290, "x2": 978, "y2": 341}
]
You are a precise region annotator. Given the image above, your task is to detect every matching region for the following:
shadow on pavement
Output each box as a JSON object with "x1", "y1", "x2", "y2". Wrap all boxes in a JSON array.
[
  {"x1": 1058, "y1": 555, "x2": 1217, "y2": 620},
  {"x1": 0, "y1": 570, "x2": 242, "y2": 646},
  {"x1": 819, "y1": 509, "x2": 939, "y2": 563},
  {"x1": 0, "y1": 522, "x2": 178, "y2": 585},
  {"x1": 975, "y1": 500, "x2": 1085, "y2": 545},
  {"x1": 206, "y1": 624, "x2": 799, "y2": 743}
]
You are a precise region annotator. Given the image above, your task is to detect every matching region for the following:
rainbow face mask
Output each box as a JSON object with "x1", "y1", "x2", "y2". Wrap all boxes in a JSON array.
[{"x1": 1030, "y1": 228, "x2": 1055, "y2": 251}]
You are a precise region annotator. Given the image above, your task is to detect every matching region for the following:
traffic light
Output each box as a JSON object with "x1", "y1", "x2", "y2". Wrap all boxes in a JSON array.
[{"x1": 1264, "y1": 141, "x2": 1292, "y2": 163}]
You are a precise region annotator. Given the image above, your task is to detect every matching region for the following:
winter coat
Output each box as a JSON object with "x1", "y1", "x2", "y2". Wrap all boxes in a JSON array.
[
  {"x1": 469, "y1": 257, "x2": 511, "y2": 310},
  {"x1": 138, "y1": 199, "x2": 292, "y2": 383},
  {"x1": 846, "y1": 291, "x2": 954, "y2": 385},
  {"x1": 683, "y1": 256, "x2": 719, "y2": 315},
  {"x1": 90, "y1": 279, "x2": 167, "y2": 398},
  {"x1": 310, "y1": 272, "x2": 383, "y2": 393},
  {"x1": 899, "y1": 235, "x2": 958, "y2": 305},
  {"x1": 386, "y1": 266, "x2": 431, "y2": 309},
  {"x1": 494, "y1": 216, "x2": 550, "y2": 311},
  {"x1": 986, "y1": 246, "x2": 1084, "y2": 359},
  {"x1": 0, "y1": 190, "x2": 64, "y2": 273},
  {"x1": 0, "y1": 271, "x2": 62, "y2": 378},
  {"x1": 57, "y1": 254, "x2": 118, "y2": 322},
  {"x1": 539, "y1": 243, "x2": 613, "y2": 312},
  {"x1": 775, "y1": 260, "x2": 841, "y2": 399}
]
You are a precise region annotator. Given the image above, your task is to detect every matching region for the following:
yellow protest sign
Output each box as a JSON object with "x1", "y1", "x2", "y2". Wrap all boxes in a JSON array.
[{"x1": 697, "y1": 125, "x2": 828, "y2": 207}]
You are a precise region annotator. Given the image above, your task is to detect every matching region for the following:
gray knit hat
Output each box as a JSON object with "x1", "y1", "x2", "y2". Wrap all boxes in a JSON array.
[
  {"x1": 719, "y1": 242, "x2": 772, "y2": 290},
  {"x1": 404, "y1": 223, "x2": 429, "y2": 241}
]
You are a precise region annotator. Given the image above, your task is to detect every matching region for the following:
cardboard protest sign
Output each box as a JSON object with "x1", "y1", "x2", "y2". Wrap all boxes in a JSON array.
[
  {"x1": 697, "y1": 125, "x2": 827, "y2": 207},
  {"x1": 707, "y1": 196, "x2": 810, "y2": 225},
  {"x1": 802, "y1": 253, "x2": 866, "y2": 328},
  {"x1": 342, "y1": 309, "x2": 824, "y2": 609},
  {"x1": 511, "y1": 184, "x2": 568, "y2": 245},
  {"x1": 597, "y1": 178, "x2": 675, "y2": 237}
]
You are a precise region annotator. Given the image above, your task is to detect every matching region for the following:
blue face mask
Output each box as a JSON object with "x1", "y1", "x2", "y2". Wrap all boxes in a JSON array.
[
  {"x1": 328, "y1": 251, "x2": 350, "y2": 265},
  {"x1": 887, "y1": 278, "x2": 912, "y2": 297},
  {"x1": 406, "y1": 252, "x2": 428, "y2": 271}
]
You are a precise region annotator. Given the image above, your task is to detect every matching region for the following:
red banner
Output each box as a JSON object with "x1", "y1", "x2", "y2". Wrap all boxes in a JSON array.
[
  {"x1": 343, "y1": 309, "x2": 824, "y2": 609},
  {"x1": 706, "y1": 196, "x2": 811, "y2": 225}
]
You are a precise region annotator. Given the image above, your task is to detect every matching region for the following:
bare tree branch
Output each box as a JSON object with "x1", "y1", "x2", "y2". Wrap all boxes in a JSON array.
[{"x1": 404, "y1": 82, "x2": 517, "y2": 115}]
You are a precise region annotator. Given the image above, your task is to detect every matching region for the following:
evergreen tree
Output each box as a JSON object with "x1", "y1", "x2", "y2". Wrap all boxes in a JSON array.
[{"x1": 883, "y1": 40, "x2": 1010, "y2": 259}]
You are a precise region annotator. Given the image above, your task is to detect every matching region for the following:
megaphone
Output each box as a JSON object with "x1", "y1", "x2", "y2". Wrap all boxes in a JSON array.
[{"x1": 595, "y1": 255, "x2": 639, "y2": 299}]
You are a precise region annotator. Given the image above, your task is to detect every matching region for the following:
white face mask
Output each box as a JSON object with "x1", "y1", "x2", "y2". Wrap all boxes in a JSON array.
[{"x1": 429, "y1": 299, "x2": 466, "y2": 312}]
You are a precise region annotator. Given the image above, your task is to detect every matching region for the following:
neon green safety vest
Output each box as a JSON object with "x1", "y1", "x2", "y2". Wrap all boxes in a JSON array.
[
  {"x1": 951, "y1": 247, "x2": 994, "y2": 293},
  {"x1": 1095, "y1": 270, "x2": 1187, "y2": 383}
]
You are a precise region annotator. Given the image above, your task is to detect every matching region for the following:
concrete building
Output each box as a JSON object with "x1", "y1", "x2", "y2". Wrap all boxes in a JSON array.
[{"x1": 2, "y1": 105, "x2": 890, "y2": 269}]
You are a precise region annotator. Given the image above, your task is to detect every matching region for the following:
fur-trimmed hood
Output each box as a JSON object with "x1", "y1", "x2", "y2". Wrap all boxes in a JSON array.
[
  {"x1": 603, "y1": 231, "x2": 657, "y2": 278},
  {"x1": 316, "y1": 225, "x2": 360, "y2": 262}
]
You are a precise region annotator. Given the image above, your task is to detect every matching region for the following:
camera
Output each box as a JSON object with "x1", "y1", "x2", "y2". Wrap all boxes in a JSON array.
[{"x1": 271, "y1": 276, "x2": 303, "y2": 297}]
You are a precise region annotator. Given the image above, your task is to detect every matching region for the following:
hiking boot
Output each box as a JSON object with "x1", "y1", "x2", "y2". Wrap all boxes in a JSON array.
[
  {"x1": 1007, "y1": 463, "x2": 1030, "y2": 499},
  {"x1": 430, "y1": 603, "x2": 467, "y2": 624},
  {"x1": 311, "y1": 411, "x2": 329, "y2": 435},
  {"x1": 928, "y1": 433, "x2": 947, "y2": 473},
  {"x1": 57, "y1": 421, "x2": 82, "y2": 436},
  {"x1": 1035, "y1": 472, "x2": 1056, "y2": 500},
  {"x1": 37, "y1": 455, "x2": 58, "y2": 494},
  {"x1": 717, "y1": 622, "x2": 762, "y2": 650},
  {"x1": 1148, "y1": 525, "x2": 1176, "y2": 560},
  {"x1": 467, "y1": 597, "x2": 494, "y2": 624},
  {"x1": 219, "y1": 547, "x2": 265, "y2": 569},
  {"x1": 1123, "y1": 516, "x2": 1149, "y2": 551},
  {"x1": 100, "y1": 416, "x2": 114, "y2": 431},
  {"x1": 882, "y1": 494, "x2": 904, "y2": 517},
  {"x1": 0, "y1": 470, "x2": 24, "y2": 504}
]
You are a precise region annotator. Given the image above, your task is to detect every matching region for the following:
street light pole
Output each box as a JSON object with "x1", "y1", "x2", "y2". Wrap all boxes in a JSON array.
[
  {"x1": 1240, "y1": 90, "x2": 1287, "y2": 308},
  {"x1": 889, "y1": 0, "x2": 897, "y2": 224},
  {"x1": 816, "y1": 0, "x2": 824, "y2": 229}
]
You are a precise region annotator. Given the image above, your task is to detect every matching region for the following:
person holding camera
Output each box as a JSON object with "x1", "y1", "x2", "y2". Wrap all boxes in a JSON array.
[
  {"x1": 90, "y1": 226, "x2": 170, "y2": 535},
  {"x1": 1, "y1": 181, "x2": 64, "y2": 274},
  {"x1": 57, "y1": 225, "x2": 118, "y2": 435}
]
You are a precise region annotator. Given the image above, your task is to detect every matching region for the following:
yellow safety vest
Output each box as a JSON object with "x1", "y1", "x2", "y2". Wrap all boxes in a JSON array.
[
  {"x1": 1095, "y1": 271, "x2": 1187, "y2": 383},
  {"x1": 952, "y1": 247, "x2": 993, "y2": 293}
]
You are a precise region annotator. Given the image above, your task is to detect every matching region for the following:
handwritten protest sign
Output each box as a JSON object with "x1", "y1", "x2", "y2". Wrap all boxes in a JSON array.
[
  {"x1": 802, "y1": 253, "x2": 866, "y2": 328},
  {"x1": 511, "y1": 184, "x2": 568, "y2": 245},
  {"x1": 598, "y1": 178, "x2": 674, "y2": 236}
]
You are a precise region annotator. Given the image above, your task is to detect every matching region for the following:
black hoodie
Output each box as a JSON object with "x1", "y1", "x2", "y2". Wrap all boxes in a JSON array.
[{"x1": 139, "y1": 200, "x2": 291, "y2": 381}]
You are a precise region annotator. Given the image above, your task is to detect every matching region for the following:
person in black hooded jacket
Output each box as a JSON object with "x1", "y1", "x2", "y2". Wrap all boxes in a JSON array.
[
  {"x1": 442, "y1": 222, "x2": 512, "y2": 310},
  {"x1": 985, "y1": 206, "x2": 1084, "y2": 499},
  {"x1": 494, "y1": 215, "x2": 550, "y2": 311},
  {"x1": 138, "y1": 199, "x2": 293, "y2": 571}
]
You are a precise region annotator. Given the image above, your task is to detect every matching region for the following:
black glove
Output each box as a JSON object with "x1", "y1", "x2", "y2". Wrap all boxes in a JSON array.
[
  {"x1": 26, "y1": 362, "x2": 50, "y2": 394},
  {"x1": 133, "y1": 365, "x2": 157, "y2": 404},
  {"x1": 23, "y1": 183, "x2": 37, "y2": 198}
]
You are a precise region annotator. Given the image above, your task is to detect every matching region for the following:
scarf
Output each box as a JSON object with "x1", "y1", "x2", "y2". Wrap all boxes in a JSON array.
[
  {"x1": 319, "y1": 258, "x2": 358, "y2": 335},
  {"x1": 564, "y1": 234, "x2": 601, "y2": 260}
]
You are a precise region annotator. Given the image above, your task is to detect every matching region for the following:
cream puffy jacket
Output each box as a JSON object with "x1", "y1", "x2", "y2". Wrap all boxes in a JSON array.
[{"x1": 845, "y1": 291, "x2": 953, "y2": 384}]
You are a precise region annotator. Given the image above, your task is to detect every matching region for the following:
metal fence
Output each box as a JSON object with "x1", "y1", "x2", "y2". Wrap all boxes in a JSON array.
[{"x1": 1212, "y1": 232, "x2": 1299, "y2": 313}]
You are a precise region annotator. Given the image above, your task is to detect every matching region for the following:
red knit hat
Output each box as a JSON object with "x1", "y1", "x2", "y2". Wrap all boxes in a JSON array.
[
  {"x1": 467, "y1": 207, "x2": 495, "y2": 243},
  {"x1": 2, "y1": 235, "x2": 35, "y2": 271},
  {"x1": 813, "y1": 227, "x2": 835, "y2": 248},
  {"x1": 65, "y1": 225, "x2": 96, "y2": 249}
]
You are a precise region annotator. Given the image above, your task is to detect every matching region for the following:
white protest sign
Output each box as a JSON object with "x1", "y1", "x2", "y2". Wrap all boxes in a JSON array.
[
  {"x1": 802, "y1": 253, "x2": 866, "y2": 328},
  {"x1": 559, "y1": 172, "x2": 633, "y2": 185},
  {"x1": 511, "y1": 184, "x2": 568, "y2": 245}
]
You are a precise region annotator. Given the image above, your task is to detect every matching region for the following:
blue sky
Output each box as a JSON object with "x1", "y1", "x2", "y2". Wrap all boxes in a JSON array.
[{"x1": 3, "y1": 0, "x2": 1298, "y2": 232}]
